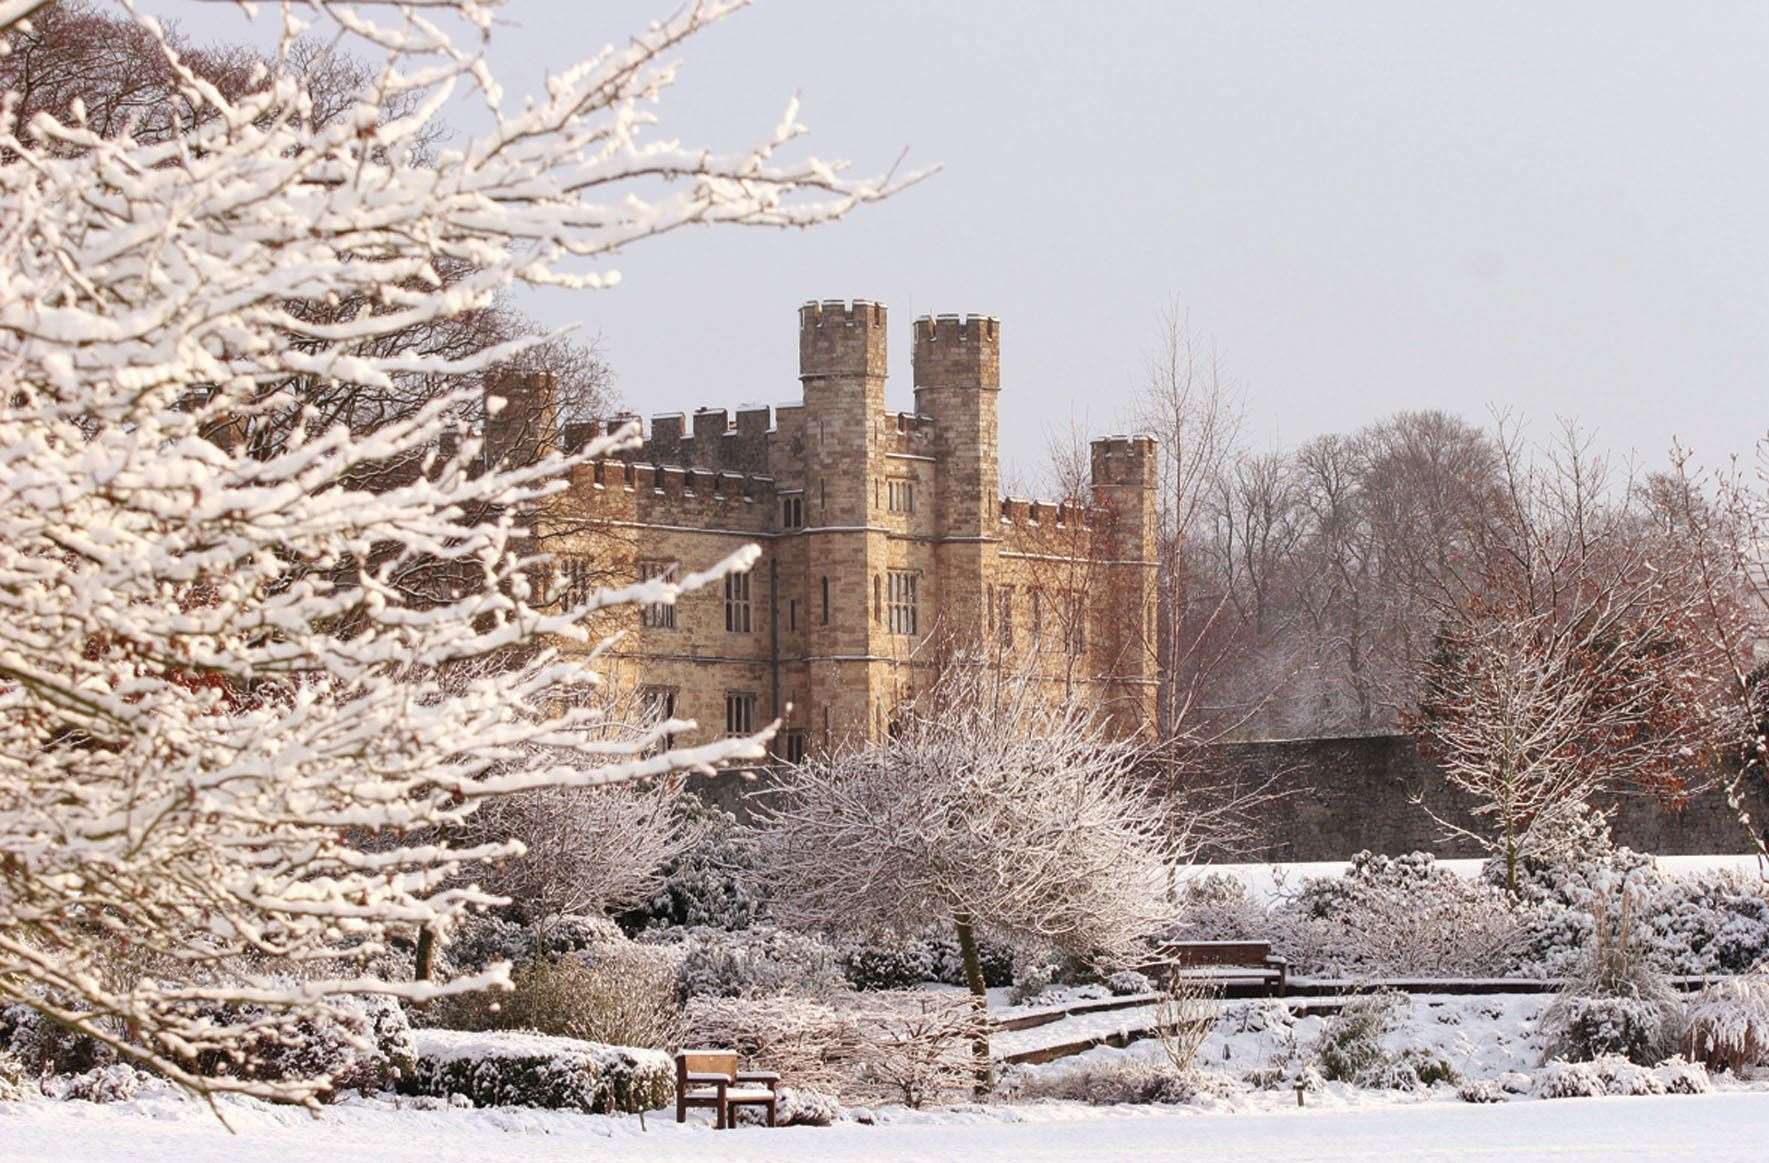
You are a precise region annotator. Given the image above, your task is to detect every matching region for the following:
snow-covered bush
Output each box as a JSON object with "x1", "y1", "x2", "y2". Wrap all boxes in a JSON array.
[
  {"x1": 1654, "y1": 1055, "x2": 1713, "y2": 1094},
  {"x1": 1533, "y1": 1054, "x2": 1706, "y2": 1099},
  {"x1": 1276, "y1": 852, "x2": 1522, "y2": 977},
  {"x1": 1457, "y1": 1078, "x2": 1507, "y2": 1103},
  {"x1": 1009, "y1": 964, "x2": 1054, "y2": 1006},
  {"x1": 1547, "y1": 995, "x2": 1681, "y2": 1066},
  {"x1": 1223, "y1": 999, "x2": 1296, "y2": 1036},
  {"x1": 1648, "y1": 871, "x2": 1769, "y2": 976},
  {"x1": 402, "y1": 1029, "x2": 671, "y2": 1114},
  {"x1": 1105, "y1": 970, "x2": 1154, "y2": 997},
  {"x1": 683, "y1": 994, "x2": 864, "y2": 1097},
  {"x1": 659, "y1": 925, "x2": 843, "y2": 1000},
  {"x1": 840, "y1": 944, "x2": 931, "y2": 992},
  {"x1": 736, "y1": 1086, "x2": 842, "y2": 1127},
  {"x1": 837, "y1": 930, "x2": 1015, "y2": 992},
  {"x1": 0, "y1": 1003, "x2": 114, "y2": 1077},
  {"x1": 854, "y1": 992, "x2": 987, "y2": 1109},
  {"x1": 1163, "y1": 873, "x2": 1269, "y2": 942},
  {"x1": 1681, "y1": 974, "x2": 1769, "y2": 1072},
  {"x1": 0, "y1": 1050, "x2": 30, "y2": 1102},
  {"x1": 1009, "y1": 1060, "x2": 1228, "y2": 1106},
  {"x1": 444, "y1": 915, "x2": 626, "y2": 977},
  {"x1": 43, "y1": 1064, "x2": 174, "y2": 1104},
  {"x1": 621, "y1": 801, "x2": 765, "y2": 933},
  {"x1": 180, "y1": 991, "x2": 415, "y2": 1099},
  {"x1": 431, "y1": 945, "x2": 682, "y2": 1049},
  {"x1": 1542, "y1": 889, "x2": 1682, "y2": 1065},
  {"x1": 1311, "y1": 992, "x2": 1409, "y2": 1083},
  {"x1": 1367, "y1": 1046, "x2": 1458, "y2": 1090}
]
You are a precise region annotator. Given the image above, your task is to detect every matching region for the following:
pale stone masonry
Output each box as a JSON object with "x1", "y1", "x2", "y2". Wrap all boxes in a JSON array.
[{"x1": 499, "y1": 300, "x2": 1159, "y2": 760}]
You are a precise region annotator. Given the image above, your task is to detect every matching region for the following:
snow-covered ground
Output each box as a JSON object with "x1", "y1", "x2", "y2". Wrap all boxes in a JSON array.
[
  {"x1": 10, "y1": 992, "x2": 1762, "y2": 1162},
  {"x1": 1015, "y1": 993, "x2": 1548, "y2": 1077},
  {"x1": 6, "y1": 1087, "x2": 1769, "y2": 1163},
  {"x1": 1195, "y1": 853, "x2": 1767, "y2": 903}
]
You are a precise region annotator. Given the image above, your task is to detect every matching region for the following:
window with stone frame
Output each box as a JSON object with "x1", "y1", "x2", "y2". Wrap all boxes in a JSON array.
[
  {"x1": 559, "y1": 556, "x2": 592, "y2": 606},
  {"x1": 776, "y1": 728, "x2": 806, "y2": 765},
  {"x1": 639, "y1": 685, "x2": 677, "y2": 754},
  {"x1": 638, "y1": 560, "x2": 676, "y2": 629},
  {"x1": 887, "y1": 570, "x2": 919, "y2": 636},
  {"x1": 725, "y1": 690, "x2": 756, "y2": 736},
  {"x1": 1061, "y1": 589, "x2": 1086, "y2": 655},
  {"x1": 886, "y1": 477, "x2": 916, "y2": 515},
  {"x1": 724, "y1": 568, "x2": 752, "y2": 633},
  {"x1": 781, "y1": 493, "x2": 804, "y2": 529},
  {"x1": 1030, "y1": 587, "x2": 1043, "y2": 641},
  {"x1": 997, "y1": 584, "x2": 1015, "y2": 647}
]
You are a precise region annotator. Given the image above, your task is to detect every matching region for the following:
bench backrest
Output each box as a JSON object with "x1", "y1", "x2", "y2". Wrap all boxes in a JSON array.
[
  {"x1": 677, "y1": 1050, "x2": 738, "y2": 1081},
  {"x1": 1161, "y1": 940, "x2": 1273, "y2": 967}
]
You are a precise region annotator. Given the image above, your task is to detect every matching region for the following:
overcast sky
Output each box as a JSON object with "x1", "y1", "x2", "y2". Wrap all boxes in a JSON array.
[{"x1": 163, "y1": 1, "x2": 1769, "y2": 486}]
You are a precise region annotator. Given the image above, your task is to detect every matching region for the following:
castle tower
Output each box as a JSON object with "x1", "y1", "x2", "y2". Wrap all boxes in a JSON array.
[
  {"x1": 915, "y1": 314, "x2": 1002, "y2": 648},
  {"x1": 798, "y1": 300, "x2": 890, "y2": 747},
  {"x1": 483, "y1": 368, "x2": 557, "y2": 468},
  {"x1": 1090, "y1": 435, "x2": 1160, "y2": 733}
]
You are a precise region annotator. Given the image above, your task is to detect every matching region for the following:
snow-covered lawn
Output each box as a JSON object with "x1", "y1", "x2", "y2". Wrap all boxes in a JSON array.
[{"x1": 6, "y1": 1088, "x2": 1769, "y2": 1163}]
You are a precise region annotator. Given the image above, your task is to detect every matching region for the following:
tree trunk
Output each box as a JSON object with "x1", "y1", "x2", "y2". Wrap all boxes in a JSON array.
[
  {"x1": 953, "y1": 913, "x2": 993, "y2": 1098},
  {"x1": 414, "y1": 925, "x2": 438, "y2": 982}
]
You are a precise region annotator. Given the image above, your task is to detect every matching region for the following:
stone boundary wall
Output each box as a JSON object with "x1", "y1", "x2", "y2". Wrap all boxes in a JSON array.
[{"x1": 1203, "y1": 733, "x2": 1769, "y2": 862}]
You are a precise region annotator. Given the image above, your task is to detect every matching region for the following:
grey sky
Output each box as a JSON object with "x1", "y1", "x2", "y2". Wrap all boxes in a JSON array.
[{"x1": 163, "y1": 1, "x2": 1769, "y2": 485}]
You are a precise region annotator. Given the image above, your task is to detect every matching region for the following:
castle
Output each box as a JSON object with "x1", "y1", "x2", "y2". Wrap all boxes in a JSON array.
[{"x1": 494, "y1": 300, "x2": 1159, "y2": 760}]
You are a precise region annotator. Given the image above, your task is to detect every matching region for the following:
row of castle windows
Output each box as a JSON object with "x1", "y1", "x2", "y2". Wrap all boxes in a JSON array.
[
  {"x1": 581, "y1": 557, "x2": 1086, "y2": 655},
  {"x1": 575, "y1": 557, "x2": 1088, "y2": 657},
  {"x1": 626, "y1": 560, "x2": 921, "y2": 639},
  {"x1": 777, "y1": 478, "x2": 914, "y2": 530},
  {"x1": 640, "y1": 683, "x2": 805, "y2": 763}
]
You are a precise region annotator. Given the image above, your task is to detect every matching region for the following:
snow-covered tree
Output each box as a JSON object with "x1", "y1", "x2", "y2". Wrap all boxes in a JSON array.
[
  {"x1": 0, "y1": 0, "x2": 908, "y2": 1103},
  {"x1": 1409, "y1": 422, "x2": 1718, "y2": 894},
  {"x1": 756, "y1": 661, "x2": 1177, "y2": 1094}
]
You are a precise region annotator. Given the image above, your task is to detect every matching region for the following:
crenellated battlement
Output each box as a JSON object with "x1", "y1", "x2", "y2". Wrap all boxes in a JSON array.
[
  {"x1": 799, "y1": 299, "x2": 888, "y2": 380},
  {"x1": 569, "y1": 458, "x2": 777, "y2": 532},
  {"x1": 1089, "y1": 433, "x2": 1158, "y2": 487},
  {"x1": 912, "y1": 313, "x2": 1001, "y2": 390},
  {"x1": 999, "y1": 496, "x2": 1106, "y2": 529},
  {"x1": 570, "y1": 407, "x2": 776, "y2": 475}
]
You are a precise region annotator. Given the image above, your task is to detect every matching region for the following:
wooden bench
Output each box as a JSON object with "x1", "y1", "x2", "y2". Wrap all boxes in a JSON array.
[
  {"x1": 1150, "y1": 939, "x2": 1289, "y2": 996},
  {"x1": 674, "y1": 1049, "x2": 781, "y2": 1129}
]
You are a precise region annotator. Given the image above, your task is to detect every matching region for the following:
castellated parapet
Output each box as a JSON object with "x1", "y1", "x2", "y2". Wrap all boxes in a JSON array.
[
  {"x1": 799, "y1": 299, "x2": 888, "y2": 381},
  {"x1": 509, "y1": 300, "x2": 1160, "y2": 763}
]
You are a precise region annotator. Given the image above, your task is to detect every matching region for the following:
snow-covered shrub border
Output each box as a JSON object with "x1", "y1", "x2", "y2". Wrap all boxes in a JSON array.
[
  {"x1": 1534, "y1": 1055, "x2": 1710, "y2": 1099},
  {"x1": 400, "y1": 1029, "x2": 671, "y2": 1114},
  {"x1": 1682, "y1": 974, "x2": 1769, "y2": 1072}
]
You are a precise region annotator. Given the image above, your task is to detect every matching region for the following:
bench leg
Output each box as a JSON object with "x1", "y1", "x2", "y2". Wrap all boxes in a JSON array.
[{"x1": 768, "y1": 1097, "x2": 777, "y2": 1128}]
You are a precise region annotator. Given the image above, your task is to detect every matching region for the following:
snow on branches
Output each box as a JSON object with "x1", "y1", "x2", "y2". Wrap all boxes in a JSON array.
[
  {"x1": 756, "y1": 659, "x2": 1177, "y2": 1092},
  {"x1": 0, "y1": 0, "x2": 909, "y2": 1103}
]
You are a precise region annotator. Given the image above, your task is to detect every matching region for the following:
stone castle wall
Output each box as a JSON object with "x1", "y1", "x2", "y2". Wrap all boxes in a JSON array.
[
  {"x1": 1203, "y1": 733, "x2": 1769, "y2": 861},
  {"x1": 519, "y1": 299, "x2": 1161, "y2": 758}
]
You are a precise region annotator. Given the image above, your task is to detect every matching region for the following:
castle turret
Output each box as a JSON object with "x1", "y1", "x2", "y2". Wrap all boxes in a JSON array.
[
  {"x1": 913, "y1": 314, "x2": 1000, "y2": 542},
  {"x1": 483, "y1": 368, "x2": 556, "y2": 467},
  {"x1": 799, "y1": 300, "x2": 887, "y2": 527},
  {"x1": 1090, "y1": 434, "x2": 1159, "y2": 733}
]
